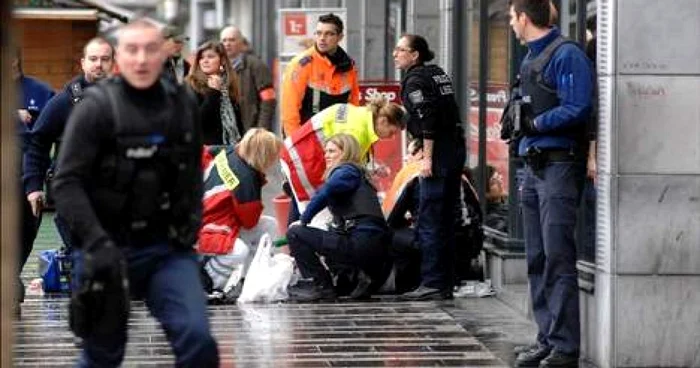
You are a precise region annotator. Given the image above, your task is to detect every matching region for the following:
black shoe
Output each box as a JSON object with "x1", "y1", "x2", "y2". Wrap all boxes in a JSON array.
[
  {"x1": 539, "y1": 350, "x2": 578, "y2": 368},
  {"x1": 514, "y1": 343, "x2": 540, "y2": 356},
  {"x1": 348, "y1": 270, "x2": 373, "y2": 300},
  {"x1": 287, "y1": 279, "x2": 316, "y2": 297},
  {"x1": 288, "y1": 284, "x2": 336, "y2": 302},
  {"x1": 514, "y1": 344, "x2": 552, "y2": 367},
  {"x1": 219, "y1": 279, "x2": 244, "y2": 304},
  {"x1": 399, "y1": 285, "x2": 453, "y2": 301}
]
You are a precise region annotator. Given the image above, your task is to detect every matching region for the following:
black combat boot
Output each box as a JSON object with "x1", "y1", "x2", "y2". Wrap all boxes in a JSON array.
[
  {"x1": 539, "y1": 350, "x2": 579, "y2": 368},
  {"x1": 399, "y1": 285, "x2": 453, "y2": 301},
  {"x1": 288, "y1": 282, "x2": 336, "y2": 302},
  {"x1": 348, "y1": 270, "x2": 373, "y2": 300},
  {"x1": 514, "y1": 344, "x2": 552, "y2": 367}
]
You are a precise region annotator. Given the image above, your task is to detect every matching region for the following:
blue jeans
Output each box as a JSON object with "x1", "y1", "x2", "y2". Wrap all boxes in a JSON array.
[
  {"x1": 72, "y1": 242, "x2": 219, "y2": 367},
  {"x1": 520, "y1": 161, "x2": 585, "y2": 355}
]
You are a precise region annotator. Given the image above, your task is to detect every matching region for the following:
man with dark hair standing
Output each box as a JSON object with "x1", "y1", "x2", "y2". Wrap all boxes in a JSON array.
[
  {"x1": 52, "y1": 19, "x2": 218, "y2": 367},
  {"x1": 507, "y1": 1, "x2": 593, "y2": 367},
  {"x1": 220, "y1": 25, "x2": 276, "y2": 132},
  {"x1": 23, "y1": 37, "x2": 114, "y2": 249},
  {"x1": 281, "y1": 13, "x2": 359, "y2": 136}
]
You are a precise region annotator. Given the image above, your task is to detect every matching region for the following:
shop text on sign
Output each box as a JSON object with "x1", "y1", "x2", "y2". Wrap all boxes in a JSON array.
[{"x1": 359, "y1": 82, "x2": 403, "y2": 194}]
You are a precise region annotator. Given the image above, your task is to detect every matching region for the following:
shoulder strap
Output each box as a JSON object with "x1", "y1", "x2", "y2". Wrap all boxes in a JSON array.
[
  {"x1": 530, "y1": 36, "x2": 578, "y2": 89},
  {"x1": 101, "y1": 82, "x2": 123, "y2": 134}
]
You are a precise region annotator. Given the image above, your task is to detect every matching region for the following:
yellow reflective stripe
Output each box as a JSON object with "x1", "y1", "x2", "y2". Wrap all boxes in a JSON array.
[
  {"x1": 312, "y1": 89, "x2": 321, "y2": 114},
  {"x1": 214, "y1": 150, "x2": 240, "y2": 191},
  {"x1": 306, "y1": 82, "x2": 354, "y2": 96}
]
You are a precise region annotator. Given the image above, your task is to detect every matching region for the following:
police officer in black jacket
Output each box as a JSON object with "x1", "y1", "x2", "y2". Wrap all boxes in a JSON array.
[
  {"x1": 393, "y1": 34, "x2": 466, "y2": 300},
  {"x1": 52, "y1": 20, "x2": 218, "y2": 367},
  {"x1": 24, "y1": 37, "x2": 114, "y2": 250}
]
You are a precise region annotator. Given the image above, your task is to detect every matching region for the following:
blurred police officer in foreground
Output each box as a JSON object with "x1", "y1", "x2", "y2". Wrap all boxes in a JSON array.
[
  {"x1": 52, "y1": 19, "x2": 219, "y2": 367},
  {"x1": 393, "y1": 34, "x2": 466, "y2": 301},
  {"x1": 505, "y1": 1, "x2": 593, "y2": 367}
]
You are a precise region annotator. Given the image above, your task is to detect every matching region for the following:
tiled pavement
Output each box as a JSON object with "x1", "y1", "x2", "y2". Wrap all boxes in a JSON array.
[{"x1": 15, "y1": 212, "x2": 537, "y2": 367}]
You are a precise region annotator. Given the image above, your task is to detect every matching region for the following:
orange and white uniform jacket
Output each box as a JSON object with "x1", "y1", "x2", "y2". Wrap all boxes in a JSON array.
[{"x1": 281, "y1": 46, "x2": 360, "y2": 136}]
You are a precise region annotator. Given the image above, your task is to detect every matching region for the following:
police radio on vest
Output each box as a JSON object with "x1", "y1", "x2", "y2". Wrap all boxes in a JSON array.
[{"x1": 364, "y1": 88, "x2": 397, "y2": 102}]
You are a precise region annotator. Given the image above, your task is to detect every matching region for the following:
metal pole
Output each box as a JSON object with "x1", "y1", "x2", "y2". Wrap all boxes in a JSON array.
[
  {"x1": 507, "y1": 10, "x2": 528, "y2": 243},
  {"x1": 576, "y1": 0, "x2": 587, "y2": 45},
  {"x1": 452, "y1": 0, "x2": 468, "y2": 148},
  {"x1": 477, "y1": 0, "x2": 488, "y2": 219},
  {"x1": 189, "y1": 0, "x2": 200, "y2": 50},
  {"x1": 1, "y1": 0, "x2": 18, "y2": 361}
]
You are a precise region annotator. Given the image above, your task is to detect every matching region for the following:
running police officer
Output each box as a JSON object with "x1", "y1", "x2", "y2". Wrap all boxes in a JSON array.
[
  {"x1": 507, "y1": 1, "x2": 593, "y2": 367},
  {"x1": 24, "y1": 37, "x2": 114, "y2": 250},
  {"x1": 52, "y1": 19, "x2": 219, "y2": 367},
  {"x1": 393, "y1": 34, "x2": 466, "y2": 301}
]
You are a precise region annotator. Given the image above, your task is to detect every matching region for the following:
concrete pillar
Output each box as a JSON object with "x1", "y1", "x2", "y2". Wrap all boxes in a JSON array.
[
  {"x1": 406, "y1": 0, "x2": 441, "y2": 62},
  {"x1": 346, "y1": 0, "x2": 388, "y2": 79},
  {"x1": 583, "y1": 1, "x2": 700, "y2": 367},
  {"x1": 226, "y1": 0, "x2": 254, "y2": 46},
  {"x1": 438, "y1": 0, "x2": 454, "y2": 74}
]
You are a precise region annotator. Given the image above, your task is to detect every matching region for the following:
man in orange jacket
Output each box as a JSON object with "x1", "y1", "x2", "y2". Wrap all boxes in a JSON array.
[{"x1": 281, "y1": 13, "x2": 360, "y2": 137}]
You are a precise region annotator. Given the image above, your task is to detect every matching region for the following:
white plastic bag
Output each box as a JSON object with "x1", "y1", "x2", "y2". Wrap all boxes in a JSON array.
[{"x1": 237, "y1": 234, "x2": 294, "y2": 303}]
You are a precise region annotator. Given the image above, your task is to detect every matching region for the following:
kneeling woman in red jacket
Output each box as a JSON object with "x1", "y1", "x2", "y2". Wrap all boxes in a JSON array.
[
  {"x1": 198, "y1": 128, "x2": 282, "y2": 296},
  {"x1": 287, "y1": 134, "x2": 391, "y2": 302}
]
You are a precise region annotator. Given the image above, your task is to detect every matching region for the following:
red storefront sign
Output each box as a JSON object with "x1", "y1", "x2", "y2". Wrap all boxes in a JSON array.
[
  {"x1": 359, "y1": 82, "x2": 404, "y2": 194},
  {"x1": 467, "y1": 83, "x2": 510, "y2": 194},
  {"x1": 282, "y1": 13, "x2": 307, "y2": 36}
]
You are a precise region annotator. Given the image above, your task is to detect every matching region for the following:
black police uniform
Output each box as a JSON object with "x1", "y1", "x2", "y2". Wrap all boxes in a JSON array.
[
  {"x1": 52, "y1": 76, "x2": 219, "y2": 367},
  {"x1": 24, "y1": 75, "x2": 92, "y2": 252},
  {"x1": 400, "y1": 63, "x2": 466, "y2": 297}
]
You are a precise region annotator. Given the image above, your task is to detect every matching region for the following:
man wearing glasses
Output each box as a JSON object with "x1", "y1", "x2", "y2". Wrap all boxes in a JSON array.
[{"x1": 281, "y1": 13, "x2": 360, "y2": 137}]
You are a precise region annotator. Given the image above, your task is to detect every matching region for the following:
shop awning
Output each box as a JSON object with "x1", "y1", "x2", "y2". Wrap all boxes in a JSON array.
[{"x1": 12, "y1": 8, "x2": 98, "y2": 20}]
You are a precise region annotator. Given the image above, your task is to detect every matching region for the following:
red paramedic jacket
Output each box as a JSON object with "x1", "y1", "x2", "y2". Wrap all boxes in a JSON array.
[{"x1": 198, "y1": 145, "x2": 264, "y2": 255}]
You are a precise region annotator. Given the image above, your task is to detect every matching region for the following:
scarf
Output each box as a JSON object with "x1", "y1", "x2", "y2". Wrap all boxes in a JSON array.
[{"x1": 219, "y1": 71, "x2": 240, "y2": 144}]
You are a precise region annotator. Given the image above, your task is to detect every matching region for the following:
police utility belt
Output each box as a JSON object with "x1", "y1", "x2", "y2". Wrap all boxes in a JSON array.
[
  {"x1": 330, "y1": 218, "x2": 358, "y2": 234},
  {"x1": 523, "y1": 147, "x2": 582, "y2": 170}
]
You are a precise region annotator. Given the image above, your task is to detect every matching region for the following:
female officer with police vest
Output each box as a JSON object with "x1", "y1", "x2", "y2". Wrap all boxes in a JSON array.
[{"x1": 394, "y1": 34, "x2": 466, "y2": 301}]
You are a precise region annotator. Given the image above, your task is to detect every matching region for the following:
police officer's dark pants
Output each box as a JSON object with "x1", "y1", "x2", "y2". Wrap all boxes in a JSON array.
[
  {"x1": 417, "y1": 171, "x2": 461, "y2": 291},
  {"x1": 390, "y1": 227, "x2": 421, "y2": 293},
  {"x1": 287, "y1": 225, "x2": 388, "y2": 286},
  {"x1": 520, "y1": 162, "x2": 584, "y2": 355},
  {"x1": 19, "y1": 190, "x2": 42, "y2": 302},
  {"x1": 72, "y1": 242, "x2": 219, "y2": 368}
]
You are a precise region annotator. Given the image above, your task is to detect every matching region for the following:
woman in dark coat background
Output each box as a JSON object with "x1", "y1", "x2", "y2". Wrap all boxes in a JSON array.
[{"x1": 186, "y1": 41, "x2": 243, "y2": 145}]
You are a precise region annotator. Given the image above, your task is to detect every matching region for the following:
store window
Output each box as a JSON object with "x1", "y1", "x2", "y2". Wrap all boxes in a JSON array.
[
  {"x1": 466, "y1": 0, "x2": 513, "y2": 235},
  {"x1": 469, "y1": 0, "x2": 598, "y2": 259}
]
